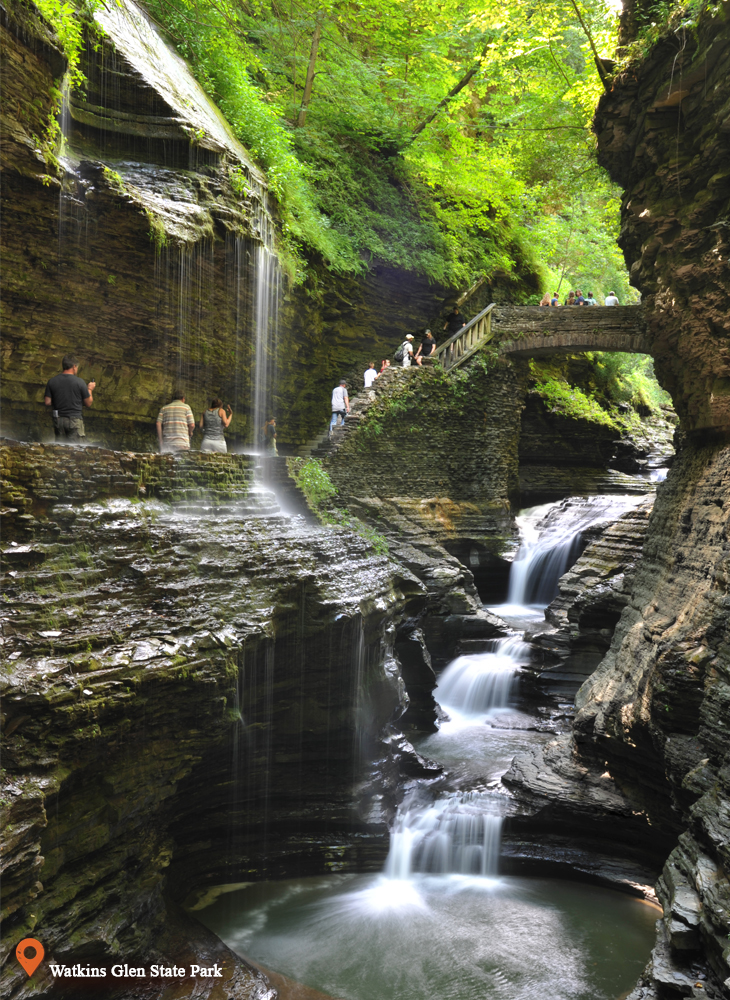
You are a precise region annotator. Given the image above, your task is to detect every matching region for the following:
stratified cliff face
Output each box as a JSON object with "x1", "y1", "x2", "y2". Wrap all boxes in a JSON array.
[
  {"x1": 594, "y1": 6, "x2": 730, "y2": 435},
  {"x1": 0, "y1": 443, "x2": 427, "y2": 999},
  {"x1": 555, "y1": 9, "x2": 730, "y2": 994},
  {"x1": 574, "y1": 441, "x2": 730, "y2": 997}
]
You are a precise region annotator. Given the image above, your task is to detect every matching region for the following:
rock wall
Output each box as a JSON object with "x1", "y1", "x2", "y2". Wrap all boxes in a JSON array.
[
  {"x1": 0, "y1": 443, "x2": 427, "y2": 998},
  {"x1": 508, "y1": 8, "x2": 730, "y2": 993},
  {"x1": 594, "y1": 6, "x2": 730, "y2": 436},
  {"x1": 322, "y1": 359, "x2": 526, "y2": 588},
  {"x1": 571, "y1": 439, "x2": 730, "y2": 997}
]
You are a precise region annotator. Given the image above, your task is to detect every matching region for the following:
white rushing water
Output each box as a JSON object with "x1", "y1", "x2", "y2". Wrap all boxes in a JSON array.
[
  {"x1": 507, "y1": 494, "x2": 647, "y2": 607},
  {"x1": 385, "y1": 791, "x2": 503, "y2": 880},
  {"x1": 434, "y1": 637, "x2": 530, "y2": 720}
]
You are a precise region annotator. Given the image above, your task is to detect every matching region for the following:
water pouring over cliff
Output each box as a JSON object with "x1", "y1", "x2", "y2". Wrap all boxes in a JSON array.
[{"x1": 507, "y1": 495, "x2": 648, "y2": 608}]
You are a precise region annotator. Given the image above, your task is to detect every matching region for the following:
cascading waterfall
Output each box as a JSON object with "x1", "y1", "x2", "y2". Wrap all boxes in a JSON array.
[
  {"x1": 200, "y1": 489, "x2": 662, "y2": 998},
  {"x1": 385, "y1": 791, "x2": 503, "y2": 880},
  {"x1": 507, "y1": 494, "x2": 647, "y2": 607},
  {"x1": 382, "y1": 637, "x2": 527, "y2": 884},
  {"x1": 434, "y1": 637, "x2": 530, "y2": 718}
]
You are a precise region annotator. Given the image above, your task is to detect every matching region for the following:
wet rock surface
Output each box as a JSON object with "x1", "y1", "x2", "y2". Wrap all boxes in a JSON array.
[
  {"x1": 527, "y1": 495, "x2": 656, "y2": 699},
  {"x1": 0, "y1": 443, "x2": 431, "y2": 998}
]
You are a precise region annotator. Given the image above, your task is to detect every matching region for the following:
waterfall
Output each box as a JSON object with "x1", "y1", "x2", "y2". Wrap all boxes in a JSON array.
[
  {"x1": 434, "y1": 637, "x2": 529, "y2": 718},
  {"x1": 252, "y1": 244, "x2": 280, "y2": 448},
  {"x1": 507, "y1": 494, "x2": 647, "y2": 607},
  {"x1": 385, "y1": 791, "x2": 503, "y2": 879}
]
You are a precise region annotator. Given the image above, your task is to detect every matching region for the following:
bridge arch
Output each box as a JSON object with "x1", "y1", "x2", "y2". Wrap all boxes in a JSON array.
[
  {"x1": 492, "y1": 305, "x2": 650, "y2": 358},
  {"x1": 433, "y1": 303, "x2": 650, "y2": 371}
]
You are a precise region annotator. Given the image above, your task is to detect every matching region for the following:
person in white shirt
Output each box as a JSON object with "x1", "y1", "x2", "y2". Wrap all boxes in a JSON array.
[
  {"x1": 364, "y1": 363, "x2": 378, "y2": 388},
  {"x1": 329, "y1": 379, "x2": 349, "y2": 436},
  {"x1": 604, "y1": 291, "x2": 620, "y2": 306},
  {"x1": 401, "y1": 334, "x2": 415, "y2": 368}
]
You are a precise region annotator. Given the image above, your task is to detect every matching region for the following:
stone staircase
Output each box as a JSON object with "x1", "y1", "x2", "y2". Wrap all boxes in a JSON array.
[{"x1": 298, "y1": 365, "x2": 404, "y2": 460}]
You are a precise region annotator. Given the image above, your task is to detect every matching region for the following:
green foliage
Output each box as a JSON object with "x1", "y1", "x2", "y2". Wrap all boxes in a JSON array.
[
  {"x1": 288, "y1": 456, "x2": 338, "y2": 508},
  {"x1": 529, "y1": 351, "x2": 672, "y2": 428},
  {"x1": 589, "y1": 352, "x2": 673, "y2": 413},
  {"x1": 288, "y1": 457, "x2": 389, "y2": 554},
  {"x1": 619, "y1": 0, "x2": 706, "y2": 63},
  {"x1": 138, "y1": 0, "x2": 629, "y2": 291},
  {"x1": 530, "y1": 360, "x2": 619, "y2": 427}
]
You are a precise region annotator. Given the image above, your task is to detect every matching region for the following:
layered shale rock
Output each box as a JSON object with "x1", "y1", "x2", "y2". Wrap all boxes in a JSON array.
[
  {"x1": 594, "y1": 5, "x2": 730, "y2": 436},
  {"x1": 0, "y1": 443, "x2": 428, "y2": 999},
  {"x1": 528, "y1": 495, "x2": 656, "y2": 698}
]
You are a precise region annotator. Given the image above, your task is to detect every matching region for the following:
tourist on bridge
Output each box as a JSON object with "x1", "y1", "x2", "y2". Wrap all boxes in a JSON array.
[
  {"x1": 399, "y1": 334, "x2": 415, "y2": 368},
  {"x1": 329, "y1": 380, "x2": 350, "y2": 436},
  {"x1": 364, "y1": 363, "x2": 378, "y2": 388},
  {"x1": 379, "y1": 359, "x2": 391, "y2": 374},
  {"x1": 443, "y1": 306, "x2": 465, "y2": 336},
  {"x1": 565, "y1": 291, "x2": 576, "y2": 306},
  {"x1": 575, "y1": 290, "x2": 586, "y2": 305},
  {"x1": 199, "y1": 397, "x2": 232, "y2": 453},
  {"x1": 539, "y1": 292, "x2": 551, "y2": 306},
  {"x1": 156, "y1": 388, "x2": 195, "y2": 454},
  {"x1": 585, "y1": 292, "x2": 597, "y2": 306},
  {"x1": 550, "y1": 292, "x2": 561, "y2": 306},
  {"x1": 44, "y1": 354, "x2": 96, "y2": 443},
  {"x1": 604, "y1": 291, "x2": 619, "y2": 306},
  {"x1": 415, "y1": 330, "x2": 436, "y2": 365}
]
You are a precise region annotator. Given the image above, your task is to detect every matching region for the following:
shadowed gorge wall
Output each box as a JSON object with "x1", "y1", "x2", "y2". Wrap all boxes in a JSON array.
[{"x1": 595, "y1": 6, "x2": 730, "y2": 436}]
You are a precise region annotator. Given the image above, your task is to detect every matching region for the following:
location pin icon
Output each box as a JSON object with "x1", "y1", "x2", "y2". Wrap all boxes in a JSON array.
[{"x1": 16, "y1": 938, "x2": 44, "y2": 978}]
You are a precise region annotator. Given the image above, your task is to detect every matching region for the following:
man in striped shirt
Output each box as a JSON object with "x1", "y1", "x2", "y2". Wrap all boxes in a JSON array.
[{"x1": 156, "y1": 389, "x2": 195, "y2": 453}]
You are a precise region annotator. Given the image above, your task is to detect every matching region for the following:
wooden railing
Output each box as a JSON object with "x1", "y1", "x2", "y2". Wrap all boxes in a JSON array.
[{"x1": 433, "y1": 303, "x2": 495, "y2": 372}]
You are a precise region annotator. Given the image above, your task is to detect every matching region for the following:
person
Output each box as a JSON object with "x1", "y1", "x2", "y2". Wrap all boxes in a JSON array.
[
  {"x1": 261, "y1": 416, "x2": 277, "y2": 454},
  {"x1": 415, "y1": 329, "x2": 437, "y2": 366},
  {"x1": 565, "y1": 291, "x2": 576, "y2": 306},
  {"x1": 379, "y1": 359, "x2": 391, "y2": 374},
  {"x1": 443, "y1": 306, "x2": 465, "y2": 336},
  {"x1": 44, "y1": 354, "x2": 96, "y2": 442},
  {"x1": 330, "y1": 379, "x2": 349, "y2": 436},
  {"x1": 604, "y1": 290, "x2": 619, "y2": 306},
  {"x1": 364, "y1": 363, "x2": 378, "y2": 388},
  {"x1": 585, "y1": 292, "x2": 597, "y2": 306},
  {"x1": 156, "y1": 388, "x2": 195, "y2": 454},
  {"x1": 550, "y1": 291, "x2": 561, "y2": 307},
  {"x1": 199, "y1": 397, "x2": 232, "y2": 453},
  {"x1": 539, "y1": 292, "x2": 551, "y2": 306},
  {"x1": 575, "y1": 289, "x2": 585, "y2": 305},
  {"x1": 400, "y1": 333, "x2": 415, "y2": 368}
]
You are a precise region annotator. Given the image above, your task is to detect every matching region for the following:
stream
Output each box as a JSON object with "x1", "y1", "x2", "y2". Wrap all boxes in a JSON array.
[{"x1": 199, "y1": 495, "x2": 659, "y2": 1000}]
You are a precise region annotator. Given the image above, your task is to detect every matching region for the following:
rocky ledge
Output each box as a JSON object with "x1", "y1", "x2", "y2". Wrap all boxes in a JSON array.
[{"x1": 0, "y1": 443, "x2": 436, "y2": 999}]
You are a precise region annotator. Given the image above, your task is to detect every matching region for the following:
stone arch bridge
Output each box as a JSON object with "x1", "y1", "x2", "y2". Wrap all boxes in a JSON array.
[{"x1": 436, "y1": 303, "x2": 649, "y2": 370}]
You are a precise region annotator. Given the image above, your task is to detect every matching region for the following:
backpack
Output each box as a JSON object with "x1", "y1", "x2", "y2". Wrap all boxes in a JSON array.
[{"x1": 394, "y1": 345, "x2": 404, "y2": 362}]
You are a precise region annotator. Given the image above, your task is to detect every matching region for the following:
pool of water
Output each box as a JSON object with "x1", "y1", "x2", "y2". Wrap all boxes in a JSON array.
[{"x1": 199, "y1": 873, "x2": 658, "y2": 1000}]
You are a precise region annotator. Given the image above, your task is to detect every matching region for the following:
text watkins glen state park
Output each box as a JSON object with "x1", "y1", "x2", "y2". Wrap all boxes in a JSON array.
[{"x1": 48, "y1": 963, "x2": 223, "y2": 979}]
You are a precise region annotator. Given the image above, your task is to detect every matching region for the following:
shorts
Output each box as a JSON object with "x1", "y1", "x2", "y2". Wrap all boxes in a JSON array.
[
  {"x1": 201, "y1": 438, "x2": 227, "y2": 454},
  {"x1": 53, "y1": 416, "x2": 85, "y2": 442}
]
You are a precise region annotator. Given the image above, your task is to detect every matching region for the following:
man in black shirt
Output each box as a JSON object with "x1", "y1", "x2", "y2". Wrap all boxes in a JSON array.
[
  {"x1": 44, "y1": 354, "x2": 96, "y2": 442},
  {"x1": 443, "y1": 306, "x2": 466, "y2": 337}
]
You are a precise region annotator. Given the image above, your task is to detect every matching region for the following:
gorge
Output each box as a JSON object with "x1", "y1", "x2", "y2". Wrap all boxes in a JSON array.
[{"x1": 1, "y1": 0, "x2": 730, "y2": 998}]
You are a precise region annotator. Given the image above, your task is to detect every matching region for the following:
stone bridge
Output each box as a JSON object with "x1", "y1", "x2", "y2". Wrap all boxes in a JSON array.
[{"x1": 492, "y1": 304, "x2": 649, "y2": 358}]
